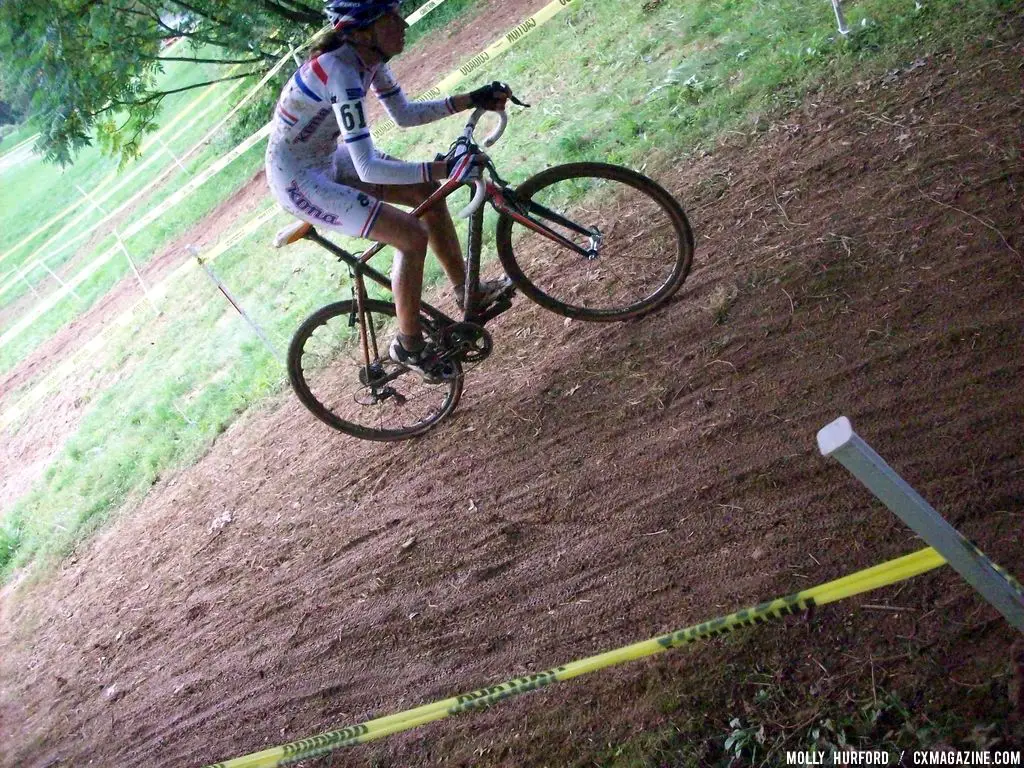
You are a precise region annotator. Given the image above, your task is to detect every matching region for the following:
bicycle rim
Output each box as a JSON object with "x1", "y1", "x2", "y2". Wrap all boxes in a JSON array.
[
  {"x1": 288, "y1": 299, "x2": 462, "y2": 441},
  {"x1": 496, "y1": 162, "x2": 694, "y2": 321}
]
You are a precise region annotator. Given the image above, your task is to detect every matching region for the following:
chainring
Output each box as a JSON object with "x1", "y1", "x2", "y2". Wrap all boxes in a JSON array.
[{"x1": 441, "y1": 322, "x2": 493, "y2": 363}]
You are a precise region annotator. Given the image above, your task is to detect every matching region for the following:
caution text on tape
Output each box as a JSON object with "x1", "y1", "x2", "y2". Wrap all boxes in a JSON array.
[{"x1": 203, "y1": 546, "x2": 949, "y2": 768}]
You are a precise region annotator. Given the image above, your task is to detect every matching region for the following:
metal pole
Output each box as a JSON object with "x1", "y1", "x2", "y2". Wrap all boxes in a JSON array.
[
  {"x1": 74, "y1": 183, "x2": 110, "y2": 217},
  {"x1": 831, "y1": 0, "x2": 850, "y2": 36},
  {"x1": 18, "y1": 265, "x2": 41, "y2": 297},
  {"x1": 817, "y1": 416, "x2": 1024, "y2": 632},
  {"x1": 36, "y1": 261, "x2": 84, "y2": 301},
  {"x1": 116, "y1": 235, "x2": 161, "y2": 315},
  {"x1": 158, "y1": 138, "x2": 191, "y2": 175},
  {"x1": 191, "y1": 247, "x2": 284, "y2": 364}
]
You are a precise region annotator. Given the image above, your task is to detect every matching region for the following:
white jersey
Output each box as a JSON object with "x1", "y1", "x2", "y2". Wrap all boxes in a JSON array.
[{"x1": 267, "y1": 44, "x2": 456, "y2": 185}]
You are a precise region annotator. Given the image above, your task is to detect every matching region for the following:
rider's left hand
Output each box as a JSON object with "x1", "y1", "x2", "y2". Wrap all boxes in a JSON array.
[{"x1": 468, "y1": 81, "x2": 512, "y2": 111}]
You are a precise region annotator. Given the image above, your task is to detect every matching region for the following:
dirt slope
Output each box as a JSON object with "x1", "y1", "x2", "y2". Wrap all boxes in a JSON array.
[{"x1": 2, "y1": 11, "x2": 1023, "y2": 768}]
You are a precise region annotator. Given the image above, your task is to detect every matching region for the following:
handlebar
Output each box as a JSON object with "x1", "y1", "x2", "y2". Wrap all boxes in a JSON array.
[
  {"x1": 455, "y1": 108, "x2": 506, "y2": 219},
  {"x1": 456, "y1": 179, "x2": 488, "y2": 219}
]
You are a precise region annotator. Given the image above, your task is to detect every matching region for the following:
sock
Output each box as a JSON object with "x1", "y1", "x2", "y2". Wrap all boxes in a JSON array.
[{"x1": 399, "y1": 333, "x2": 425, "y2": 353}]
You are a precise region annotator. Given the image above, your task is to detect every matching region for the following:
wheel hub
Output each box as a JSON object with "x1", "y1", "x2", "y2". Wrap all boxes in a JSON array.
[{"x1": 586, "y1": 227, "x2": 604, "y2": 261}]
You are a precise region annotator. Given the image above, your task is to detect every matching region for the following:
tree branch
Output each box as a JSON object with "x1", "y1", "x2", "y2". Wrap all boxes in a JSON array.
[
  {"x1": 164, "y1": 0, "x2": 294, "y2": 48},
  {"x1": 91, "y1": 68, "x2": 271, "y2": 116},
  {"x1": 151, "y1": 54, "x2": 273, "y2": 64},
  {"x1": 258, "y1": 0, "x2": 321, "y2": 24},
  {"x1": 166, "y1": 0, "x2": 236, "y2": 28}
]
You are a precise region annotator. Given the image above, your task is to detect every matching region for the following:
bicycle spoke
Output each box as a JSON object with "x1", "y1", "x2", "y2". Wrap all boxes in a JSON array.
[
  {"x1": 497, "y1": 163, "x2": 693, "y2": 321},
  {"x1": 288, "y1": 299, "x2": 461, "y2": 440}
]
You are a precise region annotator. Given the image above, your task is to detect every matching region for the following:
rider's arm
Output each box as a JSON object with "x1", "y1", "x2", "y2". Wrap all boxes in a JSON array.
[
  {"x1": 325, "y1": 64, "x2": 436, "y2": 185},
  {"x1": 340, "y1": 101, "x2": 437, "y2": 184},
  {"x1": 371, "y1": 65, "x2": 460, "y2": 127}
]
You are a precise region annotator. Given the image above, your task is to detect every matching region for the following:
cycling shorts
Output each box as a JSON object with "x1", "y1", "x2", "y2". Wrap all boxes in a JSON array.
[{"x1": 265, "y1": 145, "x2": 386, "y2": 239}]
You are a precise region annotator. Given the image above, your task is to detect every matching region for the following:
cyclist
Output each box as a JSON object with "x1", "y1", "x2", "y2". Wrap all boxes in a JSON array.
[{"x1": 266, "y1": 0, "x2": 512, "y2": 382}]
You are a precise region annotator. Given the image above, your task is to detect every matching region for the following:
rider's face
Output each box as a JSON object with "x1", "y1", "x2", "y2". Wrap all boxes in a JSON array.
[{"x1": 373, "y1": 11, "x2": 407, "y2": 58}]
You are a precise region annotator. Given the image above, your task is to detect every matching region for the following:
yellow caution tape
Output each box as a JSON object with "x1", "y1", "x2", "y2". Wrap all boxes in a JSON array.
[
  {"x1": 371, "y1": 0, "x2": 580, "y2": 141},
  {"x1": 405, "y1": 0, "x2": 454, "y2": 26},
  {"x1": 203, "y1": 546, "x2": 948, "y2": 768}
]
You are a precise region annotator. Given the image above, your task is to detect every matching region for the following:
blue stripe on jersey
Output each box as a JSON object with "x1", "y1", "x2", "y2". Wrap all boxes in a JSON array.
[
  {"x1": 344, "y1": 131, "x2": 371, "y2": 144},
  {"x1": 376, "y1": 86, "x2": 401, "y2": 99},
  {"x1": 293, "y1": 70, "x2": 322, "y2": 102},
  {"x1": 346, "y1": 88, "x2": 364, "y2": 99}
]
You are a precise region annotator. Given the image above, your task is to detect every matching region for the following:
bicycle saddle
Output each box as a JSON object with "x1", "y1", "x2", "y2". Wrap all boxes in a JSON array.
[{"x1": 273, "y1": 220, "x2": 312, "y2": 248}]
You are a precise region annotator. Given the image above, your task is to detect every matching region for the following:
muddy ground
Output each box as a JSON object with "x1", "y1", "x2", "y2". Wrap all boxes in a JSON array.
[{"x1": 1, "y1": 4, "x2": 1022, "y2": 767}]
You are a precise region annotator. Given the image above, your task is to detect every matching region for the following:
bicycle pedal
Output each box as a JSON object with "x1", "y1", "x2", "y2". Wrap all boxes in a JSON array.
[{"x1": 477, "y1": 297, "x2": 514, "y2": 325}]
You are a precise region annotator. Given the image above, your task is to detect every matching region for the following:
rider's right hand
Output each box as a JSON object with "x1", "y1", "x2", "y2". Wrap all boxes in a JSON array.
[{"x1": 444, "y1": 143, "x2": 486, "y2": 183}]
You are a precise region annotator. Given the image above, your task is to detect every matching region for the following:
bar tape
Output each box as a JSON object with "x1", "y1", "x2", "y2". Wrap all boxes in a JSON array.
[{"x1": 203, "y1": 546, "x2": 953, "y2": 768}]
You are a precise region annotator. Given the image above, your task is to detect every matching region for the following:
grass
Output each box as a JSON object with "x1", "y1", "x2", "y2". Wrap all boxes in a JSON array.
[
  {"x1": 597, "y1": 677, "x2": 1019, "y2": 767},
  {"x1": 0, "y1": 0, "x2": 1016, "y2": 576},
  {"x1": 0, "y1": 54, "x2": 258, "y2": 309},
  {"x1": 0, "y1": 122, "x2": 36, "y2": 153}
]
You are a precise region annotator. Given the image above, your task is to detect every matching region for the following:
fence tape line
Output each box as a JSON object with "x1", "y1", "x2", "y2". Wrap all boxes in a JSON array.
[
  {"x1": 9, "y1": 55, "x2": 290, "y2": 280},
  {"x1": 203, "y1": 546, "x2": 947, "y2": 768},
  {"x1": 372, "y1": 0, "x2": 578, "y2": 141},
  {"x1": 0, "y1": 70, "x2": 245, "y2": 271},
  {"x1": 406, "y1": 0, "x2": 454, "y2": 26},
  {"x1": 0, "y1": 123, "x2": 273, "y2": 352},
  {"x1": 2, "y1": 0, "x2": 457, "y2": 309}
]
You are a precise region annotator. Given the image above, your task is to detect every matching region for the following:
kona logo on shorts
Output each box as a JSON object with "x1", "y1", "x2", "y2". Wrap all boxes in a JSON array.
[
  {"x1": 296, "y1": 107, "x2": 332, "y2": 143},
  {"x1": 286, "y1": 180, "x2": 339, "y2": 225}
]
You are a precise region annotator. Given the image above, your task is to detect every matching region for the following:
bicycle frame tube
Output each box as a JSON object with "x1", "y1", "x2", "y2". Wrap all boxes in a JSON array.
[
  {"x1": 302, "y1": 174, "x2": 596, "y2": 333},
  {"x1": 304, "y1": 220, "x2": 457, "y2": 330},
  {"x1": 488, "y1": 184, "x2": 592, "y2": 258},
  {"x1": 464, "y1": 201, "x2": 484, "y2": 322}
]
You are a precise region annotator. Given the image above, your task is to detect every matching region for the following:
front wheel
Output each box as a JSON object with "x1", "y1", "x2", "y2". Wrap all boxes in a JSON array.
[
  {"x1": 288, "y1": 299, "x2": 462, "y2": 441},
  {"x1": 495, "y1": 162, "x2": 694, "y2": 321}
]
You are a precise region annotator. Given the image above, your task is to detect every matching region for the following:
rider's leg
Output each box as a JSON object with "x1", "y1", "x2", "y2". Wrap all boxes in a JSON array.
[
  {"x1": 365, "y1": 204, "x2": 429, "y2": 344},
  {"x1": 365, "y1": 181, "x2": 510, "y2": 309},
  {"x1": 366, "y1": 181, "x2": 466, "y2": 289}
]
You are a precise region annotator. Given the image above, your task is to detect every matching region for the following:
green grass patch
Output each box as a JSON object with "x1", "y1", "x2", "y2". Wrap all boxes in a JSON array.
[
  {"x1": 0, "y1": 122, "x2": 35, "y2": 154},
  {"x1": 0, "y1": 54, "x2": 263, "y2": 304},
  {"x1": 598, "y1": 679, "x2": 1016, "y2": 767}
]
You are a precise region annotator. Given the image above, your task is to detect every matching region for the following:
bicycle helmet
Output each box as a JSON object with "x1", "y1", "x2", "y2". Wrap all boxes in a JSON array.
[{"x1": 325, "y1": 0, "x2": 401, "y2": 31}]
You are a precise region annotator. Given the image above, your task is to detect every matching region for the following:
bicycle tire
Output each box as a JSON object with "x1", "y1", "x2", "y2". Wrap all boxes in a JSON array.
[
  {"x1": 288, "y1": 299, "x2": 462, "y2": 441},
  {"x1": 495, "y1": 162, "x2": 695, "y2": 321}
]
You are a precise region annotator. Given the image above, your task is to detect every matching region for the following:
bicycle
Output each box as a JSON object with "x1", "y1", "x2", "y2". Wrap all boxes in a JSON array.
[{"x1": 273, "y1": 105, "x2": 695, "y2": 441}]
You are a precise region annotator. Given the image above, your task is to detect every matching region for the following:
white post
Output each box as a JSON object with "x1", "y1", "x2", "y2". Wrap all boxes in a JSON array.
[
  {"x1": 36, "y1": 260, "x2": 84, "y2": 301},
  {"x1": 18, "y1": 265, "x2": 41, "y2": 297},
  {"x1": 817, "y1": 416, "x2": 1024, "y2": 632},
  {"x1": 831, "y1": 0, "x2": 850, "y2": 35},
  {"x1": 116, "y1": 235, "x2": 161, "y2": 315},
  {"x1": 191, "y1": 246, "x2": 284, "y2": 364},
  {"x1": 74, "y1": 183, "x2": 110, "y2": 217}
]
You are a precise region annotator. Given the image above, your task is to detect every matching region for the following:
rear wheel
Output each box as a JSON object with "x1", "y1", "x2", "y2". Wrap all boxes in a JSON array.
[
  {"x1": 495, "y1": 162, "x2": 694, "y2": 321},
  {"x1": 287, "y1": 299, "x2": 462, "y2": 441}
]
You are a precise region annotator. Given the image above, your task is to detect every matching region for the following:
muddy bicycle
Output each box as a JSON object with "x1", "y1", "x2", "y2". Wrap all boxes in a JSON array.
[{"x1": 274, "y1": 106, "x2": 695, "y2": 441}]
